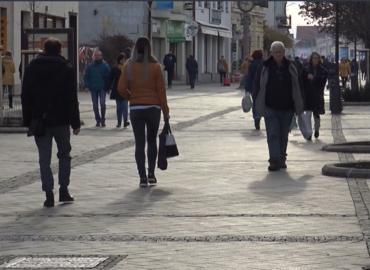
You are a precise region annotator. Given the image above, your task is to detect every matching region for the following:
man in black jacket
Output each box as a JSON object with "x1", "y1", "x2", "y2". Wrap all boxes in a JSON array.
[
  {"x1": 185, "y1": 55, "x2": 198, "y2": 89},
  {"x1": 21, "y1": 37, "x2": 81, "y2": 207},
  {"x1": 163, "y1": 49, "x2": 177, "y2": 88}
]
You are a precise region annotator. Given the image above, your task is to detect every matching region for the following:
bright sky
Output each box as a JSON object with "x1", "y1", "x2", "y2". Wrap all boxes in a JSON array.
[{"x1": 286, "y1": 1, "x2": 308, "y2": 38}]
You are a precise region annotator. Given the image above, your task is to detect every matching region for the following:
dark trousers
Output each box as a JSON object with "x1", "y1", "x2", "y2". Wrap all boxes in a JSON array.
[
  {"x1": 264, "y1": 107, "x2": 294, "y2": 163},
  {"x1": 341, "y1": 76, "x2": 348, "y2": 87},
  {"x1": 220, "y1": 72, "x2": 226, "y2": 84},
  {"x1": 167, "y1": 68, "x2": 174, "y2": 87},
  {"x1": 189, "y1": 73, "x2": 196, "y2": 88},
  {"x1": 34, "y1": 125, "x2": 72, "y2": 193},
  {"x1": 130, "y1": 107, "x2": 161, "y2": 177}
]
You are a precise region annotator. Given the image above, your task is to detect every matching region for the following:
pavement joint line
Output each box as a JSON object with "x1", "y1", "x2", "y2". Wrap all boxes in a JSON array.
[
  {"x1": 0, "y1": 213, "x2": 358, "y2": 218},
  {"x1": 0, "y1": 106, "x2": 240, "y2": 195},
  {"x1": 0, "y1": 235, "x2": 367, "y2": 243}
]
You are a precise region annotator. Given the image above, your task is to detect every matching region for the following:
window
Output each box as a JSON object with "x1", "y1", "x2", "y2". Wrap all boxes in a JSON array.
[
  {"x1": 257, "y1": 36, "x2": 260, "y2": 49},
  {"x1": 204, "y1": 1, "x2": 210, "y2": 8},
  {"x1": 198, "y1": 1, "x2": 202, "y2": 7},
  {"x1": 212, "y1": 1, "x2": 216, "y2": 9},
  {"x1": 38, "y1": 15, "x2": 45, "y2": 28},
  {"x1": 217, "y1": 1, "x2": 223, "y2": 11},
  {"x1": 46, "y1": 17, "x2": 54, "y2": 28},
  {"x1": 225, "y1": 2, "x2": 229, "y2": 13},
  {"x1": 56, "y1": 18, "x2": 64, "y2": 28}
]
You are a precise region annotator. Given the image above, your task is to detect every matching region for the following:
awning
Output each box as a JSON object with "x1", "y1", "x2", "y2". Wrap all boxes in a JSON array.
[
  {"x1": 201, "y1": 26, "x2": 218, "y2": 36},
  {"x1": 218, "y1": 29, "x2": 232, "y2": 38}
]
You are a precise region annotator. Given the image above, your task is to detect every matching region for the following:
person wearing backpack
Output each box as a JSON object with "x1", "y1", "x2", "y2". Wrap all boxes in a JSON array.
[{"x1": 218, "y1": 56, "x2": 228, "y2": 86}]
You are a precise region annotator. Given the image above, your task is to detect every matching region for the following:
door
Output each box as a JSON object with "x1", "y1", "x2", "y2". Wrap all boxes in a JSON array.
[{"x1": 169, "y1": 43, "x2": 177, "y2": 80}]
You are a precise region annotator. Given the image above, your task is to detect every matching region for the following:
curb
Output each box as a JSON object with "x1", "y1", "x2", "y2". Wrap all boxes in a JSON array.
[
  {"x1": 322, "y1": 141, "x2": 370, "y2": 153},
  {"x1": 322, "y1": 162, "x2": 370, "y2": 178},
  {"x1": 0, "y1": 127, "x2": 28, "y2": 134}
]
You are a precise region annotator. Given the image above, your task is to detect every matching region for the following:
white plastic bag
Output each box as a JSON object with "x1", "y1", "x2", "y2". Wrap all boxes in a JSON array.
[
  {"x1": 241, "y1": 92, "x2": 252, "y2": 113},
  {"x1": 298, "y1": 111, "x2": 313, "y2": 139}
]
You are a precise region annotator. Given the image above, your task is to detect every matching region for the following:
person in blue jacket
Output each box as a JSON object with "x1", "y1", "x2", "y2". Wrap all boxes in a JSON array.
[
  {"x1": 245, "y1": 49, "x2": 263, "y2": 130},
  {"x1": 84, "y1": 50, "x2": 110, "y2": 127}
]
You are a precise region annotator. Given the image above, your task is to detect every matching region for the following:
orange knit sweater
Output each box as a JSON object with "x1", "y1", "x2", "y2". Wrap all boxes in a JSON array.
[{"x1": 117, "y1": 61, "x2": 169, "y2": 116}]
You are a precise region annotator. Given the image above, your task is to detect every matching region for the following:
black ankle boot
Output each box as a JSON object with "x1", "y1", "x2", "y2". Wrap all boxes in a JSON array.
[
  {"x1": 268, "y1": 159, "x2": 280, "y2": 172},
  {"x1": 44, "y1": 192, "x2": 55, "y2": 207},
  {"x1": 254, "y1": 119, "x2": 261, "y2": 130},
  {"x1": 9, "y1": 96, "x2": 13, "y2": 108},
  {"x1": 59, "y1": 187, "x2": 74, "y2": 203}
]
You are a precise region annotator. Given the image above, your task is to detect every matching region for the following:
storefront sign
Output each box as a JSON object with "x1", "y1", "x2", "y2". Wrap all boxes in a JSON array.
[
  {"x1": 156, "y1": 1, "x2": 173, "y2": 9},
  {"x1": 167, "y1": 21, "x2": 185, "y2": 43},
  {"x1": 210, "y1": 9, "x2": 221, "y2": 24}
]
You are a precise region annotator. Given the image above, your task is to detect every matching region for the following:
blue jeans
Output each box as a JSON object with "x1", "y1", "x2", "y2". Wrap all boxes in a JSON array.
[
  {"x1": 90, "y1": 90, "x2": 106, "y2": 123},
  {"x1": 264, "y1": 107, "x2": 294, "y2": 162},
  {"x1": 34, "y1": 125, "x2": 72, "y2": 192},
  {"x1": 116, "y1": 99, "x2": 128, "y2": 124}
]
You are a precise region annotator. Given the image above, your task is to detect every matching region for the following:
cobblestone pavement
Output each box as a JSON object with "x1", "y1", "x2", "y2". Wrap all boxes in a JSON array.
[{"x1": 0, "y1": 84, "x2": 369, "y2": 269}]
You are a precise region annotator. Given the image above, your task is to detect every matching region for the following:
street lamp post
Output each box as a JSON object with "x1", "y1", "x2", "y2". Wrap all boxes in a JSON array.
[{"x1": 331, "y1": 1, "x2": 342, "y2": 114}]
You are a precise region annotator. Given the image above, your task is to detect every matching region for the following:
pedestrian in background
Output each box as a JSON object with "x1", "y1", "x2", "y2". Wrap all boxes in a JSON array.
[
  {"x1": 163, "y1": 49, "x2": 176, "y2": 89},
  {"x1": 245, "y1": 49, "x2": 263, "y2": 130},
  {"x1": 253, "y1": 41, "x2": 304, "y2": 171},
  {"x1": 241, "y1": 57, "x2": 250, "y2": 83},
  {"x1": 21, "y1": 38, "x2": 80, "y2": 207},
  {"x1": 2, "y1": 50, "x2": 16, "y2": 108},
  {"x1": 339, "y1": 58, "x2": 350, "y2": 87},
  {"x1": 106, "y1": 53, "x2": 130, "y2": 128},
  {"x1": 218, "y1": 55, "x2": 228, "y2": 86},
  {"x1": 118, "y1": 36, "x2": 170, "y2": 187},
  {"x1": 84, "y1": 50, "x2": 110, "y2": 127},
  {"x1": 300, "y1": 52, "x2": 328, "y2": 140},
  {"x1": 186, "y1": 54, "x2": 198, "y2": 89}
]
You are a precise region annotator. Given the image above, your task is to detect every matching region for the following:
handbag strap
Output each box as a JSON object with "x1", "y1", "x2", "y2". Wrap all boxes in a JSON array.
[{"x1": 164, "y1": 119, "x2": 172, "y2": 134}]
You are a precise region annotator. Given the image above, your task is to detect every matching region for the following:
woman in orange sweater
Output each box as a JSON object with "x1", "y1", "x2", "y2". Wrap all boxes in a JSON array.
[{"x1": 118, "y1": 36, "x2": 170, "y2": 187}]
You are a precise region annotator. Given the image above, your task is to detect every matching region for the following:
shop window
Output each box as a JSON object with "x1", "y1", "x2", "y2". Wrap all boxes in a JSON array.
[
  {"x1": 56, "y1": 18, "x2": 64, "y2": 28},
  {"x1": 204, "y1": 35, "x2": 208, "y2": 72},
  {"x1": 46, "y1": 17, "x2": 54, "y2": 28},
  {"x1": 39, "y1": 15, "x2": 45, "y2": 28}
]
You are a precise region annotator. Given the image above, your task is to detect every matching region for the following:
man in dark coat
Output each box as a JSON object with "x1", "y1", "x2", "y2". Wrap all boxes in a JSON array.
[
  {"x1": 163, "y1": 49, "x2": 177, "y2": 89},
  {"x1": 185, "y1": 55, "x2": 198, "y2": 89},
  {"x1": 21, "y1": 37, "x2": 81, "y2": 207}
]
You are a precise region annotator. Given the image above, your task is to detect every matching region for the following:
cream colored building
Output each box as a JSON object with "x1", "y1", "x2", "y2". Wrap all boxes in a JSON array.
[{"x1": 230, "y1": 2, "x2": 265, "y2": 73}]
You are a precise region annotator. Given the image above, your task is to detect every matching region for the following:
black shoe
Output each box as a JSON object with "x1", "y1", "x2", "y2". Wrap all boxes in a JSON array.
[
  {"x1": 314, "y1": 131, "x2": 319, "y2": 138},
  {"x1": 101, "y1": 120, "x2": 106, "y2": 127},
  {"x1": 96, "y1": 122, "x2": 101, "y2": 127},
  {"x1": 43, "y1": 192, "x2": 55, "y2": 207},
  {"x1": 116, "y1": 123, "x2": 121, "y2": 128},
  {"x1": 148, "y1": 173, "x2": 157, "y2": 185},
  {"x1": 59, "y1": 188, "x2": 74, "y2": 203},
  {"x1": 306, "y1": 135, "x2": 312, "y2": 141},
  {"x1": 139, "y1": 177, "x2": 148, "y2": 187},
  {"x1": 254, "y1": 119, "x2": 261, "y2": 130},
  {"x1": 280, "y1": 161, "x2": 287, "y2": 169},
  {"x1": 268, "y1": 161, "x2": 280, "y2": 171},
  {"x1": 124, "y1": 121, "x2": 130, "y2": 128}
]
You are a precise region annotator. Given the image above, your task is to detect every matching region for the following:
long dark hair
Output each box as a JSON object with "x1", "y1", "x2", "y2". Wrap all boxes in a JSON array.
[{"x1": 116, "y1": 53, "x2": 126, "y2": 65}]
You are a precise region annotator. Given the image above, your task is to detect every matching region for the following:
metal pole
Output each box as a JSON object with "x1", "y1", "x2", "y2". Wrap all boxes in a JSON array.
[
  {"x1": 243, "y1": 12, "x2": 250, "y2": 59},
  {"x1": 0, "y1": 46, "x2": 3, "y2": 127},
  {"x1": 332, "y1": 1, "x2": 341, "y2": 114},
  {"x1": 192, "y1": 1, "x2": 195, "y2": 56},
  {"x1": 147, "y1": 1, "x2": 153, "y2": 42}
]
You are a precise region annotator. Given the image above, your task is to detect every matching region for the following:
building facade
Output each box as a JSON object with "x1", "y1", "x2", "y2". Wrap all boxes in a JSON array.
[
  {"x1": 264, "y1": 1, "x2": 290, "y2": 34},
  {"x1": 194, "y1": 1, "x2": 232, "y2": 83},
  {"x1": 78, "y1": 1, "x2": 147, "y2": 45},
  {"x1": 151, "y1": 1, "x2": 193, "y2": 84},
  {"x1": 0, "y1": 1, "x2": 78, "y2": 95}
]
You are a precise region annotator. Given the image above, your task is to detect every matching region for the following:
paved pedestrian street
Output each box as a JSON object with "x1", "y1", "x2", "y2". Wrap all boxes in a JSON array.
[{"x1": 0, "y1": 84, "x2": 370, "y2": 269}]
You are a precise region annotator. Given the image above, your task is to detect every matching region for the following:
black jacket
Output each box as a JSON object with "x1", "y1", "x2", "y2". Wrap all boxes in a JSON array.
[
  {"x1": 301, "y1": 64, "x2": 327, "y2": 114},
  {"x1": 185, "y1": 57, "x2": 198, "y2": 75},
  {"x1": 21, "y1": 54, "x2": 81, "y2": 130},
  {"x1": 163, "y1": 53, "x2": 176, "y2": 70},
  {"x1": 106, "y1": 65, "x2": 125, "y2": 100}
]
